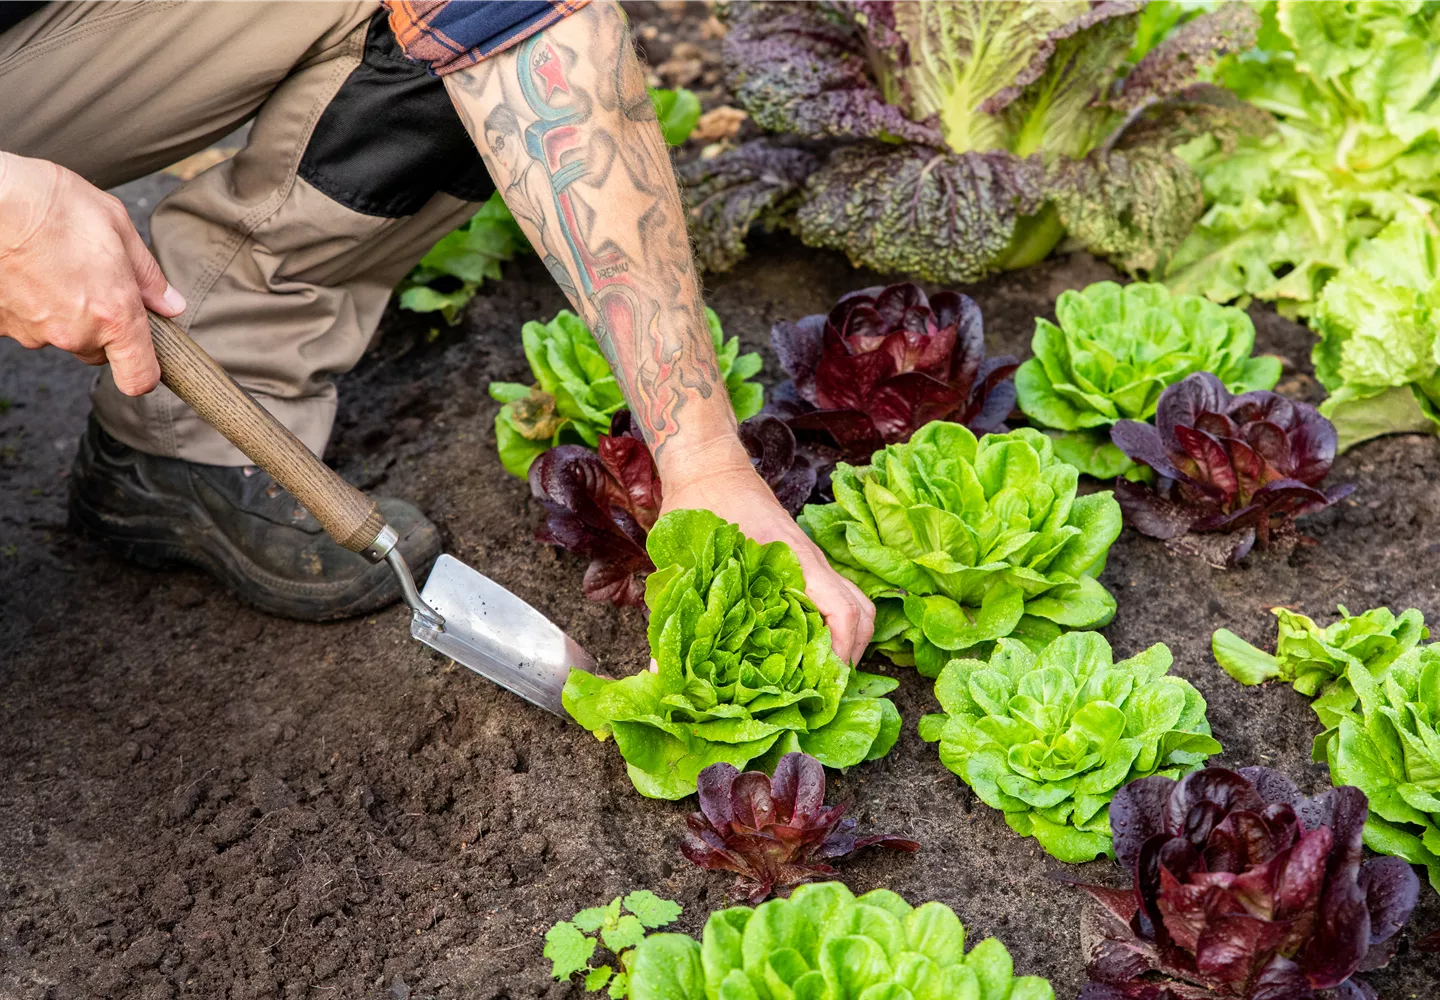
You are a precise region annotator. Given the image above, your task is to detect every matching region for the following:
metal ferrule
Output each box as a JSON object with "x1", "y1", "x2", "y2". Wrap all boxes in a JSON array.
[{"x1": 361, "y1": 524, "x2": 399, "y2": 564}]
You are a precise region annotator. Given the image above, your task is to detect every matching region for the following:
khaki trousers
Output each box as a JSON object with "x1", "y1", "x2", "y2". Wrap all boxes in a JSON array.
[{"x1": 0, "y1": 1, "x2": 488, "y2": 464}]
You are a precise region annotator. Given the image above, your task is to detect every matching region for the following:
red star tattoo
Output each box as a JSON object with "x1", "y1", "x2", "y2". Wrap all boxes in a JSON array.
[{"x1": 532, "y1": 44, "x2": 570, "y2": 99}]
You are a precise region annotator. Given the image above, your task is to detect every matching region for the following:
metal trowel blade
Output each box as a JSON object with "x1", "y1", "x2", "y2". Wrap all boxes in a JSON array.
[{"x1": 410, "y1": 554, "x2": 593, "y2": 717}]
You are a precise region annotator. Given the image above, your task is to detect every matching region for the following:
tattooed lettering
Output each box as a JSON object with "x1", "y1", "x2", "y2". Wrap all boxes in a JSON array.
[{"x1": 445, "y1": 3, "x2": 722, "y2": 459}]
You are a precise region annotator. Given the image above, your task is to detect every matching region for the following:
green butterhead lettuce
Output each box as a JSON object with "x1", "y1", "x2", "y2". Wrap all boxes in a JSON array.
[
  {"x1": 562, "y1": 510, "x2": 900, "y2": 800},
  {"x1": 1214, "y1": 604, "x2": 1429, "y2": 727},
  {"x1": 1316, "y1": 645, "x2": 1440, "y2": 894},
  {"x1": 627, "y1": 881, "x2": 1055, "y2": 1000},
  {"x1": 799, "y1": 422, "x2": 1122, "y2": 677},
  {"x1": 1016, "y1": 280, "x2": 1281, "y2": 475},
  {"x1": 919, "y1": 633, "x2": 1221, "y2": 862},
  {"x1": 488, "y1": 308, "x2": 763, "y2": 478}
]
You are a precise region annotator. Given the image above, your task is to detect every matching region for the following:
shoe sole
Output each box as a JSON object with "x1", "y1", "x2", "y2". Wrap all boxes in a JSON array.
[{"x1": 69, "y1": 450, "x2": 439, "y2": 622}]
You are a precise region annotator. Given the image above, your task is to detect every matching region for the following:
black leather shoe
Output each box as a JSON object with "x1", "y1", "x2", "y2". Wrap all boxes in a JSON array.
[{"x1": 68, "y1": 416, "x2": 440, "y2": 622}]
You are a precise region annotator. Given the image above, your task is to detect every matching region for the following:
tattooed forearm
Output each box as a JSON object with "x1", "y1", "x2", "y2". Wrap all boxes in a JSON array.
[{"x1": 445, "y1": 2, "x2": 727, "y2": 461}]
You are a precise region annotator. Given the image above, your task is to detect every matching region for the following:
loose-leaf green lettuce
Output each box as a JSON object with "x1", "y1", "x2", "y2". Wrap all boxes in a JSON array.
[
  {"x1": 489, "y1": 308, "x2": 764, "y2": 479},
  {"x1": 563, "y1": 510, "x2": 901, "y2": 800},
  {"x1": 799, "y1": 422, "x2": 1123, "y2": 677},
  {"x1": 396, "y1": 192, "x2": 528, "y2": 325},
  {"x1": 1166, "y1": 1, "x2": 1440, "y2": 314},
  {"x1": 1162, "y1": 2, "x2": 1440, "y2": 450},
  {"x1": 684, "y1": 1, "x2": 1260, "y2": 284},
  {"x1": 627, "y1": 881, "x2": 1055, "y2": 1000},
  {"x1": 1016, "y1": 280, "x2": 1281, "y2": 476},
  {"x1": 1310, "y1": 213, "x2": 1440, "y2": 451},
  {"x1": 1213, "y1": 604, "x2": 1429, "y2": 727},
  {"x1": 1318, "y1": 645, "x2": 1440, "y2": 895},
  {"x1": 919, "y1": 633, "x2": 1220, "y2": 862}
]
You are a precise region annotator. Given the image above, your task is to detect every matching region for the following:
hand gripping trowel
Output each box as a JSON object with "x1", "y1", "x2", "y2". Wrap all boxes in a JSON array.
[{"x1": 146, "y1": 312, "x2": 592, "y2": 715}]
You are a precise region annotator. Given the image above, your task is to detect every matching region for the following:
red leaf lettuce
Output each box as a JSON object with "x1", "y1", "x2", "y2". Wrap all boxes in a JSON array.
[
  {"x1": 682, "y1": 751, "x2": 919, "y2": 903},
  {"x1": 1110, "y1": 373, "x2": 1354, "y2": 567},
  {"x1": 1069, "y1": 766, "x2": 1419, "y2": 1000},
  {"x1": 768, "y1": 282, "x2": 1018, "y2": 466}
]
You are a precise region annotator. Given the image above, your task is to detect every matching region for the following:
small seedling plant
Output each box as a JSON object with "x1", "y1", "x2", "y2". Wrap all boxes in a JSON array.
[{"x1": 543, "y1": 890, "x2": 683, "y2": 998}]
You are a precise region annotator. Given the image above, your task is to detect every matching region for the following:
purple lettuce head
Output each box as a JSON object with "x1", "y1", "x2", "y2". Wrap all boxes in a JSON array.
[
  {"x1": 681, "y1": 753, "x2": 920, "y2": 903},
  {"x1": 529, "y1": 419, "x2": 662, "y2": 608},
  {"x1": 1069, "y1": 766, "x2": 1418, "y2": 1000},
  {"x1": 768, "y1": 283, "x2": 1018, "y2": 465},
  {"x1": 1110, "y1": 373, "x2": 1354, "y2": 566}
]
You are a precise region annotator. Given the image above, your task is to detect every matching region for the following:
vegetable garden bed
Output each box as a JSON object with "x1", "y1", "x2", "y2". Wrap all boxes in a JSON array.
[
  {"x1": 3, "y1": 240, "x2": 1437, "y2": 999},
  {"x1": 4, "y1": 3, "x2": 1440, "y2": 998}
]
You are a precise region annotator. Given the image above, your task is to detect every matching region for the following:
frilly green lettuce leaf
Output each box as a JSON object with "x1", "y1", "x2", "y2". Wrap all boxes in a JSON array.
[
  {"x1": 489, "y1": 308, "x2": 764, "y2": 478},
  {"x1": 562, "y1": 510, "x2": 898, "y2": 799},
  {"x1": 925, "y1": 633, "x2": 1220, "y2": 861},
  {"x1": 1162, "y1": 0, "x2": 1440, "y2": 434},
  {"x1": 799, "y1": 422, "x2": 1122, "y2": 670},
  {"x1": 1318, "y1": 645, "x2": 1440, "y2": 895},
  {"x1": 1217, "y1": 604, "x2": 1430, "y2": 727},
  {"x1": 1311, "y1": 213, "x2": 1440, "y2": 450}
]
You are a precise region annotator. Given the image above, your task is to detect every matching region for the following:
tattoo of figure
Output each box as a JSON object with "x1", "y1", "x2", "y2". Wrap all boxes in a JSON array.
[{"x1": 449, "y1": 4, "x2": 722, "y2": 458}]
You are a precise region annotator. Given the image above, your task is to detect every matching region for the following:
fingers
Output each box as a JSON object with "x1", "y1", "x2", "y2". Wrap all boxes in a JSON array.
[
  {"x1": 795, "y1": 544, "x2": 874, "y2": 666},
  {"x1": 115, "y1": 208, "x2": 185, "y2": 317},
  {"x1": 100, "y1": 206, "x2": 174, "y2": 395}
]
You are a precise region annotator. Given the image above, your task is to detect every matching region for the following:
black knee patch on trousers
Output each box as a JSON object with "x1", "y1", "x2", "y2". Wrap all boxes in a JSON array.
[{"x1": 298, "y1": 10, "x2": 495, "y2": 218}]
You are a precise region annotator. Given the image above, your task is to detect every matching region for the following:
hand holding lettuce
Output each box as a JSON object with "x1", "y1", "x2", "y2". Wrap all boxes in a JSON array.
[{"x1": 563, "y1": 510, "x2": 900, "y2": 799}]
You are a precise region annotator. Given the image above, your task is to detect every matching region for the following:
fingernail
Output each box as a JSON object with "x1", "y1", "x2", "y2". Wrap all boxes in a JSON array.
[{"x1": 161, "y1": 284, "x2": 187, "y2": 314}]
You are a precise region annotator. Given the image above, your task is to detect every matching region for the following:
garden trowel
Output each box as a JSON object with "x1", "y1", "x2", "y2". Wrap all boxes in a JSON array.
[{"x1": 145, "y1": 312, "x2": 590, "y2": 716}]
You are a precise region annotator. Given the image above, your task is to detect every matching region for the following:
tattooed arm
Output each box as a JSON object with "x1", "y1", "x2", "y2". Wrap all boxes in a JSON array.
[{"x1": 443, "y1": 2, "x2": 874, "y2": 661}]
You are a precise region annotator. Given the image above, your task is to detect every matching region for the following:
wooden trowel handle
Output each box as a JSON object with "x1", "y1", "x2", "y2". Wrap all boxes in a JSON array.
[{"x1": 148, "y1": 312, "x2": 388, "y2": 555}]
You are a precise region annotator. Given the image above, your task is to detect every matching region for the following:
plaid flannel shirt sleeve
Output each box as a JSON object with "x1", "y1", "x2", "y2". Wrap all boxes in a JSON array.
[{"x1": 383, "y1": 0, "x2": 590, "y2": 77}]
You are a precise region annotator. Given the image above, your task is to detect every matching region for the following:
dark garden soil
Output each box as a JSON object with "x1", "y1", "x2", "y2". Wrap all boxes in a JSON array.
[{"x1": 3, "y1": 5, "x2": 1440, "y2": 1000}]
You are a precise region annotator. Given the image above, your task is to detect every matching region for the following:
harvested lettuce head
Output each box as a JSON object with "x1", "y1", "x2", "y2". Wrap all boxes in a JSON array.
[
  {"x1": 1213, "y1": 604, "x2": 1429, "y2": 728},
  {"x1": 489, "y1": 308, "x2": 763, "y2": 478},
  {"x1": 563, "y1": 510, "x2": 900, "y2": 799},
  {"x1": 628, "y1": 882, "x2": 1055, "y2": 1000},
  {"x1": 799, "y1": 422, "x2": 1122, "y2": 677},
  {"x1": 920, "y1": 633, "x2": 1220, "y2": 862},
  {"x1": 1016, "y1": 281, "x2": 1281, "y2": 476},
  {"x1": 684, "y1": 1, "x2": 1262, "y2": 285}
]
